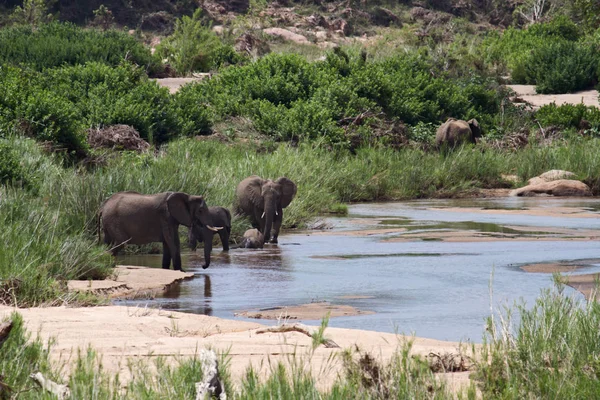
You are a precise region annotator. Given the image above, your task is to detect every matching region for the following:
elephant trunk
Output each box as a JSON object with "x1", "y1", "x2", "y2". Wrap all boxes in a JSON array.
[
  {"x1": 263, "y1": 201, "x2": 275, "y2": 244},
  {"x1": 201, "y1": 226, "x2": 213, "y2": 269}
]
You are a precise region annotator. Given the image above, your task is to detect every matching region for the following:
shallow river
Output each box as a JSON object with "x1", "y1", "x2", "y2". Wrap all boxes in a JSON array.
[{"x1": 117, "y1": 197, "x2": 600, "y2": 342}]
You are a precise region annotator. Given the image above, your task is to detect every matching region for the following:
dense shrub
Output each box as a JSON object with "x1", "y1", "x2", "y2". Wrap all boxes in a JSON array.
[
  {"x1": 0, "y1": 141, "x2": 30, "y2": 187},
  {"x1": 0, "y1": 22, "x2": 162, "y2": 75},
  {"x1": 536, "y1": 103, "x2": 600, "y2": 130},
  {"x1": 179, "y1": 51, "x2": 506, "y2": 146},
  {"x1": 0, "y1": 63, "x2": 178, "y2": 151},
  {"x1": 526, "y1": 41, "x2": 598, "y2": 94},
  {"x1": 156, "y1": 9, "x2": 245, "y2": 75},
  {"x1": 0, "y1": 65, "x2": 88, "y2": 157},
  {"x1": 483, "y1": 16, "x2": 599, "y2": 92}
]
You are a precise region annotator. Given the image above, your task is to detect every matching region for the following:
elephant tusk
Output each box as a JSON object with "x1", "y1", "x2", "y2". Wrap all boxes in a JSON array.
[
  {"x1": 207, "y1": 225, "x2": 223, "y2": 232},
  {"x1": 261, "y1": 212, "x2": 265, "y2": 219},
  {"x1": 275, "y1": 210, "x2": 278, "y2": 216}
]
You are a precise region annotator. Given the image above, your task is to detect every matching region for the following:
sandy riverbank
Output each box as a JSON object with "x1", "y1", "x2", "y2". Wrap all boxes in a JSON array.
[{"x1": 0, "y1": 266, "x2": 474, "y2": 393}]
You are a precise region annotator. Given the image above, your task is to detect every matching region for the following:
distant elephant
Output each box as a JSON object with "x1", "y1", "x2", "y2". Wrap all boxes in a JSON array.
[
  {"x1": 435, "y1": 118, "x2": 481, "y2": 148},
  {"x1": 240, "y1": 229, "x2": 264, "y2": 249},
  {"x1": 235, "y1": 176, "x2": 297, "y2": 244},
  {"x1": 99, "y1": 191, "x2": 222, "y2": 270},
  {"x1": 188, "y1": 206, "x2": 231, "y2": 252}
]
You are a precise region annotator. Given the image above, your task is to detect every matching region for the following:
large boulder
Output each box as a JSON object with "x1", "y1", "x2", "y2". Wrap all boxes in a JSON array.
[
  {"x1": 527, "y1": 169, "x2": 576, "y2": 185},
  {"x1": 510, "y1": 179, "x2": 591, "y2": 197},
  {"x1": 263, "y1": 27, "x2": 310, "y2": 45}
]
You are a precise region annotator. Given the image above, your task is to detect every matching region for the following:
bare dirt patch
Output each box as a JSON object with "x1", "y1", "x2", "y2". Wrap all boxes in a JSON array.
[
  {"x1": 235, "y1": 301, "x2": 375, "y2": 320},
  {"x1": 155, "y1": 77, "x2": 207, "y2": 93},
  {"x1": 508, "y1": 84, "x2": 599, "y2": 109},
  {"x1": 67, "y1": 265, "x2": 194, "y2": 299}
]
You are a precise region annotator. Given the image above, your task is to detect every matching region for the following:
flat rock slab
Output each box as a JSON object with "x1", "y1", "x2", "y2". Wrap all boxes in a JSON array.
[
  {"x1": 510, "y1": 179, "x2": 592, "y2": 197},
  {"x1": 68, "y1": 265, "x2": 194, "y2": 299},
  {"x1": 235, "y1": 301, "x2": 375, "y2": 320}
]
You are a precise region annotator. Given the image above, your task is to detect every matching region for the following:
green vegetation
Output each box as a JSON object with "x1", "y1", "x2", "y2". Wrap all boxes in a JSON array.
[
  {"x1": 155, "y1": 9, "x2": 245, "y2": 75},
  {"x1": 0, "y1": 22, "x2": 161, "y2": 73},
  {"x1": 476, "y1": 285, "x2": 600, "y2": 398},
  {"x1": 483, "y1": 16, "x2": 600, "y2": 93}
]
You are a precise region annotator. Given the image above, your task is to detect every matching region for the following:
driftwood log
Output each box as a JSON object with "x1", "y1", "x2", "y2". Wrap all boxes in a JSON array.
[
  {"x1": 255, "y1": 323, "x2": 340, "y2": 348},
  {"x1": 195, "y1": 349, "x2": 226, "y2": 400}
]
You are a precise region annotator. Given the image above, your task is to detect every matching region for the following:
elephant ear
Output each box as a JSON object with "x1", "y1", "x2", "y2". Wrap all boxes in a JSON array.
[
  {"x1": 166, "y1": 192, "x2": 194, "y2": 227},
  {"x1": 245, "y1": 176, "x2": 265, "y2": 210},
  {"x1": 276, "y1": 177, "x2": 297, "y2": 208},
  {"x1": 468, "y1": 119, "x2": 481, "y2": 138}
]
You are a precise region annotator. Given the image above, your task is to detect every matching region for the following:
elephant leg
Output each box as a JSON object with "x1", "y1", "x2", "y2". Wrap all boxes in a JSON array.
[
  {"x1": 162, "y1": 242, "x2": 171, "y2": 269},
  {"x1": 171, "y1": 231, "x2": 183, "y2": 271},
  {"x1": 163, "y1": 223, "x2": 184, "y2": 271},
  {"x1": 219, "y1": 229, "x2": 230, "y2": 251}
]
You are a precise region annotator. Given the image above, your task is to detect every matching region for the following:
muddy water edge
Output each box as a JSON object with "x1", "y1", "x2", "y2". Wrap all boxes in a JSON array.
[{"x1": 116, "y1": 197, "x2": 600, "y2": 342}]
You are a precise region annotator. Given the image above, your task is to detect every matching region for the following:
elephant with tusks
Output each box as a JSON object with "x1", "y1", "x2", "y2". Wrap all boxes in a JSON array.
[
  {"x1": 98, "y1": 191, "x2": 222, "y2": 270},
  {"x1": 235, "y1": 176, "x2": 297, "y2": 244}
]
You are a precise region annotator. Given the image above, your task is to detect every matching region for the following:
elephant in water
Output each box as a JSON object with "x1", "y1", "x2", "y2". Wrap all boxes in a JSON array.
[
  {"x1": 240, "y1": 229, "x2": 264, "y2": 249},
  {"x1": 435, "y1": 118, "x2": 481, "y2": 149},
  {"x1": 99, "y1": 191, "x2": 222, "y2": 270},
  {"x1": 188, "y1": 206, "x2": 231, "y2": 252},
  {"x1": 235, "y1": 176, "x2": 297, "y2": 244}
]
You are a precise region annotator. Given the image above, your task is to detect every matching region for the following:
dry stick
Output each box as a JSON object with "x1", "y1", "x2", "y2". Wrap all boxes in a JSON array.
[
  {"x1": 29, "y1": 372, "x2": 71, "y2": 400},
  {"x1": 255, "y1": 324, "x2": 340, "y2": 348}
]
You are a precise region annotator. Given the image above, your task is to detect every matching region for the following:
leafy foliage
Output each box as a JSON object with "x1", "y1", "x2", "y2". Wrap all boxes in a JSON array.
[
  {"x1": 483, "y1": 16, "x2": 600, "y2": 93},
  {"x1": 0, "y1": 22, "x2": 162, "y2": 74},
  {"x1": 156, "y1": 9, "x2": 245, "y2": 75},
  {"x1": 536, "y1": 103, "x2": 600, "y2": 129}
]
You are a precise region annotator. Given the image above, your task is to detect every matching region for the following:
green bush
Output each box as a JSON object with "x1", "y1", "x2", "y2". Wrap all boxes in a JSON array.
[
  {"x1": 180, "y1": 51, "x2": 506, "y2": 146},
  {"x1": 0, "y1": 65, "x2": 88, "y2": 157},
  {"x1": 536, "y1": 103, "x2": 600, "y2": 129},
  {"x1": 526, "y1": 41, "x2": 598, "y2": 94},
  {"x1": 483, "y1": 16, "x2": 596, "y2": 89},
  {"x1": 0, "y1": 141, "x2": 30, "y2": 187},
  {"x1": 0, "y1": 62, "x2": 178, "y2": 150},
  {"x1": 156, "y1": 9, "x2": 244, "y2": 75},
  {"x1": 0, "y1": 22, "x2": 162, "y2": 74}
]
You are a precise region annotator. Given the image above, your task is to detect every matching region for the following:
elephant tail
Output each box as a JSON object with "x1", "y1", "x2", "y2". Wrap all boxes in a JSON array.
[{"x1": 97, "y1": 210, "x2": 102, "y2": 245}]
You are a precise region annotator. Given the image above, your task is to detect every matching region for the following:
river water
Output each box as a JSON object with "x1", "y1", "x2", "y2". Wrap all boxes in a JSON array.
[{"x1": 117, "y1": 197, "x2": 600, "y2": 342}]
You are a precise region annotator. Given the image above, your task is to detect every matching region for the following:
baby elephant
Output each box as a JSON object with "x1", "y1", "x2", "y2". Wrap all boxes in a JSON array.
[
  {"x1": 240, "y1": 229, "x2": 264, "y2": 249},
  {"x1": 189, "y1": 206, "x2": 231, "y2": 252}
]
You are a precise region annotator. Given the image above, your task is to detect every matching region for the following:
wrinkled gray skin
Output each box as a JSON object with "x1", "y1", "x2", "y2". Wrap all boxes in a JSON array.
[
  {"x1": 188, "y1": 206, "x2": 231, "y2": 252},
  {"x1": 240, "y1": 229, "x2": 264, "y2": 249},
  {"x1": 99, "y1": 191, "x2": 220, "y2": 270},
  {"x1": 435, "y1": 118, "x2": 481, "y2": 149},
  {"x1": 235, "y1": 176, "x2": 297, "y2": 244}
]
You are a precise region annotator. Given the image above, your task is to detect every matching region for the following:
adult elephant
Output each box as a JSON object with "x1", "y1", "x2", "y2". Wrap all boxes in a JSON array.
[
  {"x1": 188, "y1": 206, "x2": 231, "y2": 252},
  {"x1": 435, "y1": 118, "x2": 481, "y2": 149},
  {"x1": 99, "y1": 191, "x2": 222, "y2": 271},
  {"x1": 235, "y1": 176, "x2": 297, "y2": 244}
]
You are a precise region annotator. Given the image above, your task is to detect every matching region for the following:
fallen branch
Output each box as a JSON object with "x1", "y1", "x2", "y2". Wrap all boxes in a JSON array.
[
  {"x1": 255, "y1": 323, "x2": 340, "y2": 348},
  {"x1": 30, "y1": 372, "x2": 70, "y2": 400}
]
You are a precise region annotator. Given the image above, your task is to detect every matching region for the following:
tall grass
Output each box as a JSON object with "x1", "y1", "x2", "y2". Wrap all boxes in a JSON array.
[
  {"x1": 476, "y1": 285, "x2": 600, "y2": 398},
  {"x1": 5, "y1": 135, "x2": 600, "y2": 304}
]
